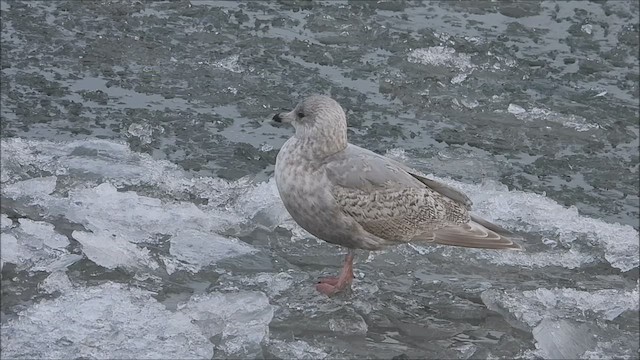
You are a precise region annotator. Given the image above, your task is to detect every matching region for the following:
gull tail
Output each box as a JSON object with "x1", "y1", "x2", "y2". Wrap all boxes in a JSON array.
[{"x1": 426, "y1": 214, "x2": 523, "y2": 250}]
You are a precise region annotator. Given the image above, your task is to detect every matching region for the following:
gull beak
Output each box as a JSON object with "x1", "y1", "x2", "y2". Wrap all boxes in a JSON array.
[{"x1": 271, "y1": 110, "x2": 295, "y2": 125}]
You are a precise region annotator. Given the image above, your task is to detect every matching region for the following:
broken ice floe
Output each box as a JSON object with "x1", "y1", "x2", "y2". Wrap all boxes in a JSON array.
[
  {"x1": 0, "y1": 218, "x2": 79, "y2": 273},
  {"x1": 481, "y1": 286, "x2": 639, "y2": 359},
  {"x1": 507, "y1": 104, "x2": 601, "y2": 132},
  {"x1": 1, "y1": 282, "x2": 273, "y2": 359}
]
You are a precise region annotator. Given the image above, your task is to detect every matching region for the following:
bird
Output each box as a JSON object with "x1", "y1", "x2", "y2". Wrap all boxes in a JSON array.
[{"x1": 272, "y1": 95, "x2": 523, "y2": 296}]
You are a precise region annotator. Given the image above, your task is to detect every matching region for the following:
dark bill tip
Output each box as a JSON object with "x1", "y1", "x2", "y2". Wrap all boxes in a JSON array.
[{"x1": 272, "y1": 113, "x2": 282, "y2": 123}]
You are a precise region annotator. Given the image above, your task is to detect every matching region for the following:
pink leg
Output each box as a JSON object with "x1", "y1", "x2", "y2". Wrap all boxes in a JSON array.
[{"x1": 316, "y1": 250, "x2": 355, "y2": 296}]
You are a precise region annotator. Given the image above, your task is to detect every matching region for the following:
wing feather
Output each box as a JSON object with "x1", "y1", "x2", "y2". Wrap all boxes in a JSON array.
[{"x1": 324, "y1": 144, "x2": 523, "y2": 250}]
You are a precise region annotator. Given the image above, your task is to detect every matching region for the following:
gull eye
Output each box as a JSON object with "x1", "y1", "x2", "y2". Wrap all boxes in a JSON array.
[{"x1": 297, "y1": 112, "x2": 305, "y2": 118}]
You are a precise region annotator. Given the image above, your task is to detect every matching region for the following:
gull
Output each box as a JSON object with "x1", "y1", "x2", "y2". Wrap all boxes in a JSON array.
[{"x1": 272, "y1": 95, "x2": 522, "y2": 296}]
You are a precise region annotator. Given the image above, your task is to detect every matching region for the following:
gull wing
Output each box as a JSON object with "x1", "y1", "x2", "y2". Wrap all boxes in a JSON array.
[{"x1": 324, "y1": 144, "x2": 522, "y2": 250}]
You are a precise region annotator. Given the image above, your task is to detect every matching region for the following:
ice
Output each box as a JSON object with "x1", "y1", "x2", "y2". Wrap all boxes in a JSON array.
[
  {"x1": 440, "y1": 178, "x2": 639, "y2": 272},
  {"x1": 504, "y1": 105, "x2": 601, "y2": 132},
  {"x1": 481, "y1": 286, "x2": 639, "y2": 359},
  {"x1": 0, "y1": 218, "x2": 72, "y2": 272},
  {"x1": 211, "y1": 54, "x2": 244, "y2": 73},
  {"x1": 72, "y1": 230, "x2": 159, "y2": 271},
  {"x1": 39, "y1": 271, "x2": 74, "y2": 294},
  {"x1": 436, "y1": 246, "x2": 596, "y2": 269},
  {"x1": 481, "y1": 287, "x2": 638, "y2": 329},
  {"x1": 127, "y1": 122, "x2": 155, "y2": 145},
  {"x1": 1, "y1": 283, "x2": 213, "y2": 359},
  {"x1": 0, "y1": 213, "x2": 13, "y2": 230},
  {"x1": 229, "y1": 178, "x2": 289, "y2": 231},
  {"x1": 18, "y1": 218, "x2": 69, "y2": 250},
  {"x1": 384, "y1": 148, "x2": 409, "y2": 161},
  {"x1": 1, "y1": 234, "x2": 20, "y2": 269},
  {"x1": 266, "y1": 339, "x2": 328, "y2": 359},
  {"x1": 1, "y1": 138, "x2": 284, "y2": 276},
  {"x1": 2, "y1": 282, "x2": 273, "y2": 359},
  {"x1": 225, "y1": 271, "x2": 295, "y2": 297},
  {"x1": 507, "y1": 103, "x2": 527, "y2": 115},
  {"x1": 1, "y1": 176, "x2": 57, "y2": 198},
  {"x1": 532, "y1": 319, "x2": 597, "y2": 359},
  {"x1": 167, "y1": 229, "x2": 257, "y2": 274},
  {"x1": 408, "y1": 46, "x2": 474, "y2": 72},
  {"x1": 180, "y1": 291, "x2": 274, "y2": 358}
]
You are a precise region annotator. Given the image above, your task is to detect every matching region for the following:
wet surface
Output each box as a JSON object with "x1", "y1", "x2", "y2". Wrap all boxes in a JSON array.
[{"x1": 1, "y1": 1, "x2": 638, "y2": 359}]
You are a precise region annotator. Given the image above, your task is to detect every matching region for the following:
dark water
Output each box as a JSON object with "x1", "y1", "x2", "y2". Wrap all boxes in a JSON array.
[{"x1": 1, "y1": 1, "x2": 638, "y2": 359}]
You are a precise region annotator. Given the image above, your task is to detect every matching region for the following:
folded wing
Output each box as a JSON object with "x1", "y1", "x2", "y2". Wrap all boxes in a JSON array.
[{"x1": 324, "y1": 144, "x2": 523, "y2": 250}]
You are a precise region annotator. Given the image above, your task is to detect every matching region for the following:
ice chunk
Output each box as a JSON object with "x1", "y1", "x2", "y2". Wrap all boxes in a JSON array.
[
  {"x1": 0, "y1": 233, "x2": 20, "y2": 269},
  {"x1": 581, "y1": 337, "x2": 639, "y2": 359},
  {"x1": 230, "y1": 178, "x2": 289, "y2": 231},
  {"x1": 482, "y1": 286, "x2": 639, "y2": 359},
  {"x1": 2, "y1": 176, "x2": 57, "y2": 198},
  {"x1": 31, "y1": 254, "x2": 83, "y2": 273},
  {"x1": 211, "y1": 54, "x2": 244, "y2": 73},
  {"x1": 39, "y1": 271, "x2": 74, "y2": 294},
  {"x1": 481, "y1": 287, "x2": 639, "y2": 329},
  {"x1": 532, "y1": 319, "x2": 597, "y2": 359},
  {"x1": 408, "y1": 47, "x2": 474, "y2": 72},
  {"x1": 463, "y1": 247, "x2": 596, "y2": 269},
  {"x1": 384, "y1": 148, "x2": 409, "y2": 162},
  {"x1": 441, "y1": 178, "x2": 639, "y2": 272},
  {"x1": 167, "y1": 229, "x2": 256, "y2": 273},
  {"x1": 0, "y1": 138, "x2": 282, "y2": 238},
  {"x1": 221, "y1": 272, "x2": 295, "y2": 297},
  {"x1": 127, "y1": 122, "x2": 155, "y2": 145},
  {"x1": 267, "y1": 339, "x2": 328, "y2": 359},
  {"x1": 55, "y1": 183, "x2": 239, "y2": 246},
  {"x1": 1, "y1": 282, "x2": 214, "y2": 359},
  {"x1": 0, "y1": 219, "x2": 72, "y2": 272},
  {"x1": 18, "y1": 218, "x2": 68, "y2": 250},
  {"x1": 1, "y1": 213, "x2": 13, "y2": 230},
  {"x1": 182, "y1": 291, "x2": 274, "y2": 358},
  {"x1": 72, "y1": 230, "x2": 159, "y2": 271},
  {"x1": 505, "y1": 105, "x2": 600, "y2": 132},
  {"x1": 507, "y1": 103, "x2": 526, "y2": 115}
]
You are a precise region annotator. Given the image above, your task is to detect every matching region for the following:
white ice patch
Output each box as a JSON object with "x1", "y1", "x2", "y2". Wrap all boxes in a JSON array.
[
  {"x1": 407, "y1": 46, "x2": 475, "y2": 84},
  {"x1": 506, "y1": 104, "x2": 600, "y2": 132},
  {"x1": 482, "y1": 286, "x2": 639, "y2": 359},
  {"x1": 0, "y1": 218, "x2": 76, "y2": 272},
  {"x1": 72, "y1": 230, "x2": 159, "y2": 270},
  {"x1": 230, "y1": 178, "x2": 289, "y2": 231},
  {"x1": 1, "y1": 138, "x2": 278, "y2": 274},
  {"x1": 0, "y1": 213, "x2": 13, "y2": 231},
  {"x1": 2, "y1": 281, "x2": 273, "y2": 359},
  {"x1": 39, "y1": 271, "x2": 74, "y2": 294},
  {"x1": 166, "y1": 229, "x2": 256, "y2": 274},
  {"x1": 210, "y1": 54, "x2": 244, "y2": 73},
  {"x1": 408, "y1": 46, "x2": 474, "y2": 72},
  {"x1": 267, "y1": 339, "x2": 328, "y2": 360},
  {"x1": 221, "y1": 271, "x2": 295, "y2": 297},
  {"x1": 440, "y1": 179, "x2": 639, "y2": 272},
  {"x1": 2, "y1": 176, "x2": 57, "y2": 198},
  {"x1": 179, "y1": 291, "x2": 274, "y2": 358}
]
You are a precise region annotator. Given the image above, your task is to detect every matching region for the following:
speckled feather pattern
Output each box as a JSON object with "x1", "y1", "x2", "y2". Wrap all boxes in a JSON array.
[{"x1": 333, "y1": 186, "x2": 470, "y2": 242}]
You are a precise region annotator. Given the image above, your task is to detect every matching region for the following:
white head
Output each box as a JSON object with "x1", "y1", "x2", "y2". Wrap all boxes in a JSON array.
[{"x1": 272, "y1": 95, "x2": 348, "y2": 156}]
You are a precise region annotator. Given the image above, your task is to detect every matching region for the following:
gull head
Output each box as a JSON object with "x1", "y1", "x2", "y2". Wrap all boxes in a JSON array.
[{"x1": 272, "y1": 95, "x2": 348, "y2": 147}]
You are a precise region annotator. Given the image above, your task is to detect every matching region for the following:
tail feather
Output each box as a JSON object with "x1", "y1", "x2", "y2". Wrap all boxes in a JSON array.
[{"x1": 421, "y1": 215, "x2": 523, "y2": 250}]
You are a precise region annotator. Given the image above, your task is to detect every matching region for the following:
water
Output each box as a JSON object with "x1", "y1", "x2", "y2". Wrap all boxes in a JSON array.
[{"x1": 1, "y1": 1, "x2": 638, "y2": 359}]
